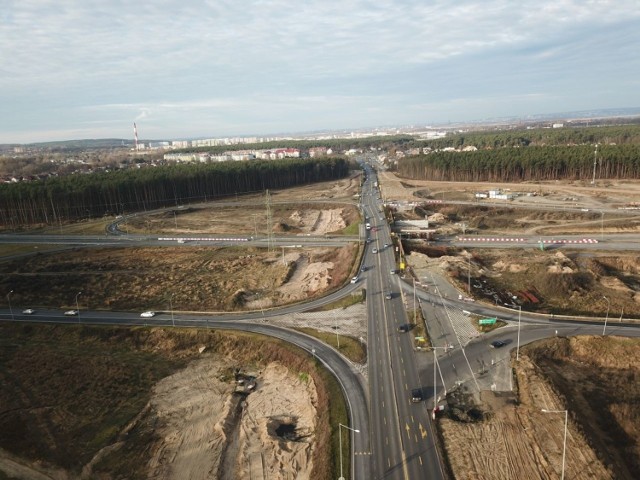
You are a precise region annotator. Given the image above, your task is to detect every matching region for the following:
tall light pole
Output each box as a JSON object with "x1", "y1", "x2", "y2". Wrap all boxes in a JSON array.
[
  {"x1": 338, "y1": 423, "x2": 359, "y2": 480},
  {"x1": 602, "y1": 295, "x2": 610, "y2": 336},
  {"x1": 169, "y1": 293, "x2": 175, "y2": 327},
  {"x1": 431, "y1": 346, "x2": 448, "y2": 414},
  {"x1": 591, "y1": 144, "x2": 598, "y2": 185},
  {"x1": 7, "y1": 290, "x2": 14, "y2": 321},
  {"x1": 413, "y1": 278, "x2": 417, "y2": 325},
  {"x1": 75, "y1": 291, "x2": 82, "y2": 322},
  {"x1": 600, "y1": 211, "x2": 604, "y2": 241},
  {"x1": 467, "y1": 253, "x2": 471, "y2": 294},
  {"x1": 251, "y1": 213, "x2": 259, "y2": 239},
  {"x1": 516, "y1": 305, "x2": 522, "y2": 361},
  {"x1": 542, "y1": 409, "x2": 568, "y2": 480}
]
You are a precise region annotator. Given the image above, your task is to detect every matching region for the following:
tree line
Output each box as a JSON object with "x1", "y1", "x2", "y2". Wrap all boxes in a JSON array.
[
  {"x1": 410, "y1": 124, "x2": 640, "y2": 150},
  {"x1": 397, "y1": 144, "x2": 640, "y2": 182},
  {"x1": 0, "y1": 157, "x2": 350, "y2": 227}
]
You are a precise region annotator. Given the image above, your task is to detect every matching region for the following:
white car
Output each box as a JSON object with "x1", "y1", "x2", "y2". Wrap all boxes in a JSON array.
[
  {"x1": 64, "y1": 310, "x2": 79, "y2": 316},
  {"x1": 22, "y1": 308, "x2": 36, "y2": 314},
  {"x1": 350, "y1": 276, "x2": 359, "y2": 284},
  {"x1": 372, "y1": 248, "x2": 378, "y2": 254},
  {"x1": 140, "y1": 311, "x2": 156, "y2": 318}
]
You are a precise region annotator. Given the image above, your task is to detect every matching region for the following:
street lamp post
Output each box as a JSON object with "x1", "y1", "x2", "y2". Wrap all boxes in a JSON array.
[
  {"x1": 75, "y1": 291, "x2": 82, "y2": 322},
  {"x1": 468, "y1": 254, "x2": 471, "y2": 294},
  {"x1": 600, "y1": 211, "x2": 604, "y2": 241},
  {"x1": 431, "y1": 346, "x2": 448, "y2": 413},
  {"x1": 602, "y1": 296, "x2": 610, "y2": 336},
  {"x1": 516, "y1": 305, "x2": 522, "y2": 361},
  {"x1": 338, "y1": 423, "x2": 360, "y2": 480},
  {"x1": 542, "y1": 409, "x2": 568, "y2": 480},
  {"x1": 169, "y1": 293, "x2": 175, "y2": 327},
  {"x1": 413, "y1": 278, "x2": 417, "y2": 324},
  {"x1": 7, "y1": 290, "x2": 14, "y2": 321}
]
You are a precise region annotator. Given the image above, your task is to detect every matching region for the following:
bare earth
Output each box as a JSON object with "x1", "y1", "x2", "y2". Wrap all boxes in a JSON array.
[
  {"x1": 147, "y1": 359, "x2": 316, "y2": 480},
  {"x1": 439, "y1": 336, "x2": 640, "y2": 480}
]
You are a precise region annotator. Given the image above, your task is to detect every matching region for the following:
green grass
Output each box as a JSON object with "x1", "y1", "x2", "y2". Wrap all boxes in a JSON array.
[
  {"x1": 319, "y1": 363, "x2": 351, "y2": 480},
  {"x1": 407, "y1": 308, "x2": 431, "y2": 350},
  {"x1": 296, "y1": 327, "x2": 367, "y2": 364},
  {"x1": 470, "y1": 316, "x2": 507, "y2": 333},
  {"x1": 339, "y1": 221, "x2": 360, "y2": 236},
  {"x1": 308, "y1": 292, "x2": 365, "y2": 311}
]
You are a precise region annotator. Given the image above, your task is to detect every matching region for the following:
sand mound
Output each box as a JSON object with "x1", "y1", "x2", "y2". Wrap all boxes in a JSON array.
[
  {"x1": 288, "y1": 209, "x2": 346, "y2": 234},
  {"x1": 146, "y1": 358, "x2": 317, "y2": 480}
]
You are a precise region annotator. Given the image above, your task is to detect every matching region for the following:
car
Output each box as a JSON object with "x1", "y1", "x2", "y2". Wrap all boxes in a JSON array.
[
  {"x1": 383, "y1": 243, "x2": 390, "y2": 248},
  {"x1": 140, "y1": 311, "x2": 156, "y2": 318},
  {"x1": 390, "y1": 268, "x2": 396, "y2": 275},
  {"x1": 22, "y1": 308, "x2": 36, "y2": 314},
  {"x1": 411, "y1": 388, "x2": 423, "y2": 403},
  {"x1": 350, "y1": 276, "x2": 359, "y2": 284},
  {"x1": 398, "y1": 324, "x2": 409, "y2": 333},
  {"x1": 372, "y1": 248, "x2": 378, "y2": 254},
  {"x1": 385, "y1": 292, "x2": 392, "y2": 300},
  {"x1": 366, "y1": 238, "x2": 373, "y2": 243},
  {"x1": 490, "y1": 340, "x2": 506, "y2": 348},
  {"x1": 360, "y1": 266, "x2": 367, "y2": 272},
  {"x1": 64, "y1": 310, "x2": 78, "y2": 316}
]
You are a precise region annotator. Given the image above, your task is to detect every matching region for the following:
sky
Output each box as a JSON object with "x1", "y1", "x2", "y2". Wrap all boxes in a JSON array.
[{"x1": 2, "y1": 0, "x2": 640, "y2": 143}]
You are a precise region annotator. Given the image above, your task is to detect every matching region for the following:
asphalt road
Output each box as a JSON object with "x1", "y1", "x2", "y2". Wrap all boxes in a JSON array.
[
  {"x1": 361, "y1": 167, "x2": 446, "y2": 480},
  {"x1": 3, "y1": 163, "x2": 640, "y2": 479},
  {"x1": 0, "y1": 310, "x2": 372, "y2": 479}
]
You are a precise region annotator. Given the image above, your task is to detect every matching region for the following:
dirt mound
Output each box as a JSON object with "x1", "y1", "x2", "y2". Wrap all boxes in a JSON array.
[
  {"x1": 0, "y1": 245, "x2": 356, "y2": 312},
  {"x1": 146, "y1": 360, "x2": 317, "y2": 480},
  {"x1": 285, "y1": 208, "x2": 347, "y2": 234},
  {"x1": 0, "y1": 325, "x2": 335, "y2": 480}
]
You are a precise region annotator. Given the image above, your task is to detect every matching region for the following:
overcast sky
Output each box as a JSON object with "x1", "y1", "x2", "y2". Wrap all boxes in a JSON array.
[{"x1": 2, "y1": 0, "x2": 640, "y2": 143}]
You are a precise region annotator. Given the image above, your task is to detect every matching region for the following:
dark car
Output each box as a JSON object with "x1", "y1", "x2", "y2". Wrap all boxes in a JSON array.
[
  {"x1": 398, "y1": 324, "x2": 409, "y2": 333},
  {"x1": 411, "y1": 388, "x2": 423, "y2": 403},
  {"x1": 385, "y1": 292, "x2": 392, "y2": 300},
  {"x1": 490, "y1": 340, "x2": 506, "y2": 348}
]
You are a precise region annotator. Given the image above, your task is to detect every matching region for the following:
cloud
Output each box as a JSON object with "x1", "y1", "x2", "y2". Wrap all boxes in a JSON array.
[{"x1": 1, "y1": 0, "x2": 640, "y2": 142}]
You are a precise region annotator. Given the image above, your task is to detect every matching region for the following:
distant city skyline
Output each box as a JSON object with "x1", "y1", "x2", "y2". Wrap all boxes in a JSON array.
[{"x1": 2, "y1": 1, "x2": 640, "y2": 144}]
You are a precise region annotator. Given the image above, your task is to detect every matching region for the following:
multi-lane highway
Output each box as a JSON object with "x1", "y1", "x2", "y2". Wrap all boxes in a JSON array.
[
  {"x1": 3, "y1": 160, "x2": 640, "y2": 479},
  {"x1": 360, "y1": 167, "x2": 446, "y2": 479}
]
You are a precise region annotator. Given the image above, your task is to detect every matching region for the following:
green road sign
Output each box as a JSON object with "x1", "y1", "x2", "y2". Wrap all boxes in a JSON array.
[{"x1": 479, "y1": 317, "x2": 497, "y2": 325}]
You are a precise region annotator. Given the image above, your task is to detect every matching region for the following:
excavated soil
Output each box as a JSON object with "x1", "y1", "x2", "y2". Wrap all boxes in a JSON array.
[
  {"x1": 146, "y1": 360, "x2": 317, "y2": 480},
  {"x1": 439, "y1": 336, "x2": 640, "y2": 480},
  {"x1": 0, "y1": 325, "x2": 332, "y2": 480}
]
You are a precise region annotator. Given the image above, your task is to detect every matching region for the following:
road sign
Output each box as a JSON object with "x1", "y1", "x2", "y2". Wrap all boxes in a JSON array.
[{"x1": 479, "y1": 317, "x2": 497, "y2": 325}]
